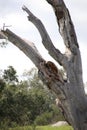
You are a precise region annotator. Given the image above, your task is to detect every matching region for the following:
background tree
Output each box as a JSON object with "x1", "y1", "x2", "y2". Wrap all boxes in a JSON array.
[
  {"x1": 1, "y1": 0, "x2": 87, "y2": 129},
  {"x1": 0, "y1": 68, "x2": 64, "y2": 128},
  {"x1": 3, "y1": 66, "x2": 18, "y2": 84}
]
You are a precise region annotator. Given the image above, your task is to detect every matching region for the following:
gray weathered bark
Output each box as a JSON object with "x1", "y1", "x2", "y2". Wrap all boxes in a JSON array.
[
  {"x1": 0, "y1": 31, "x2": 6, "y2": 39},
  {"x1": 1, "y1": 0, "x2": 87, "y2": 129}
]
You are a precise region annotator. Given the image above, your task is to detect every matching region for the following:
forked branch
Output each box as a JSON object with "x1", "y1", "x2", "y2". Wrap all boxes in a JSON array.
[
  {"x1": 22, "y1": 5, "x2": 66, "y2": 66},
  {"x1": 2, "y1": 29, "x2": 66, "y2": 100}
]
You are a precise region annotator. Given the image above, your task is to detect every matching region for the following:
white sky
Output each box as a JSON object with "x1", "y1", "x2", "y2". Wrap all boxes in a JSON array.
[{"x1": 0, "y1": 0, "x2": 87, "y2": 83}]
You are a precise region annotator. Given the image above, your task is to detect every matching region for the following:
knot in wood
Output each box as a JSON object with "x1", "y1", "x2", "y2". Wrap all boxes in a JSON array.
[
  {"x1": 56, "y1": 10, "x2": 64, "y2": 20},
  {"x1": 39, "y1": 61, "x2": 64, "y2": 84}
]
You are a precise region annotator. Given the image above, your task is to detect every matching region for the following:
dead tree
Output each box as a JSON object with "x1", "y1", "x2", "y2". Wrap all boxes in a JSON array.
[{"x1": 1, "y1": 0, "x2": 87, "y2": 129}]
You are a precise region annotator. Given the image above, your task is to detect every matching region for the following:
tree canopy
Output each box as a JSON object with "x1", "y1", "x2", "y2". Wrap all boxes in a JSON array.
[{"x1": 0, "y1": 67, "x2": 64, "y2": 129}]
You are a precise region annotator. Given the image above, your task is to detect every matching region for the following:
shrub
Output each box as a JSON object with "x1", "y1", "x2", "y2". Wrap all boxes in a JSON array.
[
  {"x1": 35, "y1": 112, "x2": 53, "y2": 125},
  {"x1": 0, "y1": 118, "x2": 9, "y2": 130}
]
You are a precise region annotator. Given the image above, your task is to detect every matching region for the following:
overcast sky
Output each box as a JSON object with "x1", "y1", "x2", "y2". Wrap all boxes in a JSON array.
[{"x1": 0, "y1": 0, "x2": 87, "y2": 82}]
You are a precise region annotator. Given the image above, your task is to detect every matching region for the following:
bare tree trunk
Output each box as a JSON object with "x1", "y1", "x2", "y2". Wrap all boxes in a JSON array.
[{"x1": 1, "y1": 0, "x2": 87, "y2": 129}]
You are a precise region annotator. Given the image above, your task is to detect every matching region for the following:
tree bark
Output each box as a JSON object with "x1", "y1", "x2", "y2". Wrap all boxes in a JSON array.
[
  {"x1": 1, "y1": 0, "x2": 87, "y2": 129},
  {"x1": 0, "y1": 31, "x2": 6, "y2": 39}
]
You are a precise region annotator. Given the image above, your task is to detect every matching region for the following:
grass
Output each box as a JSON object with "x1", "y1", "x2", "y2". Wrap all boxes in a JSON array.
[
  {"x1": 9, "y1": 125, "x2": 73, "y2": 130},
  {"x1": 37, "y1": 125, "x2": 73, "y2": 130}
]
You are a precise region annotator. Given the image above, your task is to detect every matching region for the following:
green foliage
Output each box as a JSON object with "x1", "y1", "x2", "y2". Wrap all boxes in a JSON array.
[
  {"x1": 35, "y1": 105, "x2": 64, "y2": 126},
  {"x1": 35, "y1": 112, "x2": 53, "y2": 125},
  {"x1": 0, "y1": 78, "x2": 6, "y2": 93},
  {"x1": 0, "y1": 67, "x2": 64, "y2": 129},
  {"x1": 0, "y1": 119, "x2": 9, "y2": 130},
  {"x1": 3, "y1": 66, "x2": 18, "y2": 84}
]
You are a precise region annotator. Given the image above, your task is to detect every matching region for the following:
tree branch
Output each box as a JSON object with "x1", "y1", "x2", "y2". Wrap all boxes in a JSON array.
[
  {"x1": 2, "y1": 29, "x2": 67, "y2": 100},
  {"x1": 0, "y1": 31, "x2": 7, "y2": 39},
  {"x1": 1, "y1": 29, "x2": 45, "y2": 68},
  {"x1": 22, "y1": 5, "x2": 66, "y2": 66},
  {"x1": 46, "y1": 0, "x2": 79, "y2": 55}
]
